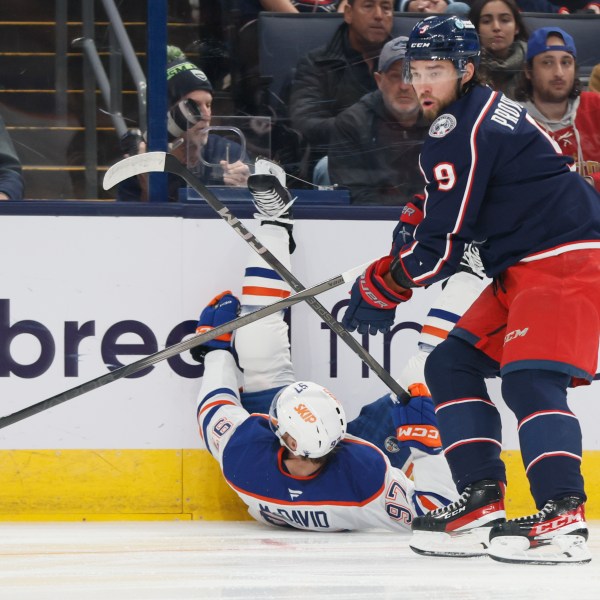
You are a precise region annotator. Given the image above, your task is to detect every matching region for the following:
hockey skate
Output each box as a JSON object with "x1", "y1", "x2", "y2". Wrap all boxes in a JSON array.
[
  {"x1": 248, "y1": 158, "x2": 295, "y2": 225},
  {"x1": 409, "y1": 479, "x2": 506, "y2": 557},
  {"x1": 488, "y1": 496, "x2": 592, "y2": 564},
  {"x1": 459, "y1": 243, "x2": 486, "y2": 279}
]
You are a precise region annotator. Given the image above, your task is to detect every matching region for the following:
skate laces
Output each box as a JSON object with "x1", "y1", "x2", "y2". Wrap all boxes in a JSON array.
[
  {"x1": 460, "y1": 244, "x2": 486, "y2": 279},
  {"x1": 252, "y1": 186, "x2": 295, "y2": 220},
  {"x1": 430, "y1": 486, "x2": 472, "y2": 516},
  {"x1": 513, "y1": 497, "x2": 581, "y2": 524},
  {"x1": 513, "y1": 503, "x2": 554, "y2": 524}
]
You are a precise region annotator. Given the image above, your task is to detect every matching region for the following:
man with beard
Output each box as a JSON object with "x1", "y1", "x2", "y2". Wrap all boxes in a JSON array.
[
  {"x1": 341, "y1": 15, "x2": 600, "y2": 564},
  {"x1": 514, "y1": 27, "x2": 600, "y2": 192},
  {"x1": 289, "y1": 0, "x2": 393, "y2": 181},
  {"x1": 328, "y1": 36, "x2": 430, "y2": 204}
]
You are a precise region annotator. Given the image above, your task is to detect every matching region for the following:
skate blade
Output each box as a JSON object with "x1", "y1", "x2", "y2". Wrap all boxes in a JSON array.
[
  {"x1": 488, "y1": 535, "x2": 592, "y2": 565},
  {"x1": 409, "y1": 528, "x2": 491, "y2": 558}
]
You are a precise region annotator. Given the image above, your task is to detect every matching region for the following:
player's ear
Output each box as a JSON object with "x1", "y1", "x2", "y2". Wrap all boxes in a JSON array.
[{"x1": 461, "y1": 62, "x2": 475, "y2": 85}]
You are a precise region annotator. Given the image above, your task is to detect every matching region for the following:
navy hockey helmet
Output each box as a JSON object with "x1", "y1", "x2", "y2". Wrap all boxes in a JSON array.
[{"x1": 404, "y1": 15, "x2": 480, "y2": 77}]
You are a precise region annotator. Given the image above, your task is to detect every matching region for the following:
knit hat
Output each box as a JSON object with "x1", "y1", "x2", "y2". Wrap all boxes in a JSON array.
[
  {"x1": 526, "y1": 27, "x2": 577, "y2": 62},
  {"x1": 166, "y1": 58, "x2": 213, "y2": 107}
]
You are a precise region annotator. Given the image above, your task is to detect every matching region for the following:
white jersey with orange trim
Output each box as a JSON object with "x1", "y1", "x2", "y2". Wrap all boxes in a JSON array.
[{"x1": 197, "y1": 350, "x2": 457, "y2": 532}]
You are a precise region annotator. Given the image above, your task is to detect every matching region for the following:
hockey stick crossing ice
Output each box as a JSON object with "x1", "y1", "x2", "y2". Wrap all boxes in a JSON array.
[
  {"x1": 0, "y1": 262, "x2": 369, "y2": 430},
  {"x1": 103, "y1": 152, "x2": 409, "y2": 400}
]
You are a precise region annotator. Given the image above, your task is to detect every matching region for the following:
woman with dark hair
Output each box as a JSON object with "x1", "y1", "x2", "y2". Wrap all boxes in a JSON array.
[{"x1": 469, "y1": 0, "x2": 529, "y2": 99}]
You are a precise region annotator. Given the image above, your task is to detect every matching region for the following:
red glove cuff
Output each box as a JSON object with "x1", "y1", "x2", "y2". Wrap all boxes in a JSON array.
[
  {"x1": 359, "y1": 256, "x2": 413, "y2": 309},
  {"x1": 400, "y1": 201, "x2": 424, "y2": 227}
]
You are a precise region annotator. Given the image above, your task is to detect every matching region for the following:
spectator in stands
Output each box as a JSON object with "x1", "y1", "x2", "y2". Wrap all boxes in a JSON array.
[
  {"x1": 469, "y1": 0, "x2": 529, "y2": 100},
  {"x1": 590, "y1": 64, "x2": 600, "y2": 93},
  {"x1": 0, "y1": 113, "x2": 24, "y2": 200},
  {"x1": 513, "y1": 0, "x2": 598, "y2": 11},
  {"x1": 396, "y1": 0, "x2": 470, "y2": 16},
  {"x1": 118, "y1": 49, "x2": 250, "y2": 202},
  {"x1": 237, "y1": 0, "x2": 346, "y2": 26},
  {"x1": 328, "y1": 36, "x2": 428, "y2": 204},
  {"x1": 514, "y1": 27, "x2": 600, "y2": 192},
  {"x1": 289, "y1": 0, "x2": 393, "y2": 182}
]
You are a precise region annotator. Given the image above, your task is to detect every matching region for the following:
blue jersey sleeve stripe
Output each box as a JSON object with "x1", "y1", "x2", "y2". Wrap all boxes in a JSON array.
[
  {"x1": 244, "y1": 266, "x2": 284, "y2": 281},
  {"x1": 427, "y1": 308, "x2": 460, "y2": 323}
]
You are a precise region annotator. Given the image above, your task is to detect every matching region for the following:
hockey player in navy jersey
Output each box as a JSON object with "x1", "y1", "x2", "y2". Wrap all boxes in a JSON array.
[
  {"x1": 342, "y1": 15, "x2": 600, "y2": 563},
  {"x1": 192, "y1": 158, "x2": 461, "y2": 532}
]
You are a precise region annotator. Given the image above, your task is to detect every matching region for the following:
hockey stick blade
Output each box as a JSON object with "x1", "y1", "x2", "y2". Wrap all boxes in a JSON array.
[
  {"x1": 103, "y1": 152, "x2": 408, "y2": 400},
  {"x1": 0, "y1": 261, "x2": 368, "y2": 430},
  {"x1": 103, "y1": 152, "x2": 167, "y2": 190}
]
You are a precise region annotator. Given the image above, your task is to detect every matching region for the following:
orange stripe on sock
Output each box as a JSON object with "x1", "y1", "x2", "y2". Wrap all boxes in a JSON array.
[
  {"x1": 243, "y1": 286, "x2": 291, "y2": 298},
  {"x1": 418, "y1": 495, "x2": 439, "y2": 511},
  {"x1": 421, "y1": 324, "x2": 449, "y2": 340}
]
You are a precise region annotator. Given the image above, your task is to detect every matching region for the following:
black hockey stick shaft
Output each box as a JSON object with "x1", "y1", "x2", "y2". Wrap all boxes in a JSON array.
[
  {"x1": 154, "y1": 153, "x2": 406, "y2": 399},
  {"x1": 0, "y1": 265, "x2": 363, "y2": 430}
]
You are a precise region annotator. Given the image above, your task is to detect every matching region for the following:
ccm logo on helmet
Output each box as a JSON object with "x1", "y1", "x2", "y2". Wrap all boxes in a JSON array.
[{"x1": 294, "y1": 403, "x2": 317, "y2": 423}]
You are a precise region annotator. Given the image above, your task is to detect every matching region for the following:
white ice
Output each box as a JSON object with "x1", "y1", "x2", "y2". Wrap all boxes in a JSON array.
[{"x1": 0, "y1": 521, "x2": 599, "y2": 600}]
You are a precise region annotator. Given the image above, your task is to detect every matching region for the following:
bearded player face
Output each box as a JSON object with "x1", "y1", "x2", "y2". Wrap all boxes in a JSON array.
[{"x1": 409, "y1": 60, "x2": 474, "y2": 122}]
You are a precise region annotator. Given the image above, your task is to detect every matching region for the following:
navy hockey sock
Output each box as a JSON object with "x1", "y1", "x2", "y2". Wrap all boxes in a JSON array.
[
  {"x1": 425, "y1": 337, "x2": 504, "y2": 492},
  {"x1": 501, "y1": 369, "x2": 585, "y2": 508}
]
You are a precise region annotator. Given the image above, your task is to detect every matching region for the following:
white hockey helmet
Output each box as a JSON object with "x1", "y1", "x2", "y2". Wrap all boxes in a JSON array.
[{"x1": 269, "y1": 381, "x2": 347, "y2": 459}]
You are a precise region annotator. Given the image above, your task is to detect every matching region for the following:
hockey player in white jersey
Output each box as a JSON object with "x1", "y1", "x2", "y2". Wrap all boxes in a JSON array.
[{"x1": 191, "y1": 159, "x2": 492, "y2": 531}]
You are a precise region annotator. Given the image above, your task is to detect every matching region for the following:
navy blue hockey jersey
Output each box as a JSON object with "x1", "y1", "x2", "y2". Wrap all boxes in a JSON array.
[{"x1": 398, "y1": 86, "x2": 600, "y2": 285}]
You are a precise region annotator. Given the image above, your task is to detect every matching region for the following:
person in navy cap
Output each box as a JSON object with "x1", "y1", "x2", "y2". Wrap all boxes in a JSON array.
[{"x1": 515, "y1": 27, "x2": 600, "y2": 191}]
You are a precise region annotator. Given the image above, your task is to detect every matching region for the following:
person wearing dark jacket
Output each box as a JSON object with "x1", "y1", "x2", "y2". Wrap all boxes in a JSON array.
[
  {"x1": 328, "y1": 36, "x2": 428, "y2": 205},
  {"x1": 0, "y1": 112, "x2": 24, "y2": 200},
  {"x1": 289, "y1": 0, "x2": 393, "y2": 178}
]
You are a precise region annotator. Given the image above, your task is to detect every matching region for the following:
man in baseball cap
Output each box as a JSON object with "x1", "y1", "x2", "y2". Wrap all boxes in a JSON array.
[
  {"x1": 328, "y1": 36, "x2": 429, "y2": 204},
  {"x1": 525, "y1": 26, "x2": 577, "y2": 62},
  {"x1": 515, "y1": 27, "x2": 600, "y2": 191}
]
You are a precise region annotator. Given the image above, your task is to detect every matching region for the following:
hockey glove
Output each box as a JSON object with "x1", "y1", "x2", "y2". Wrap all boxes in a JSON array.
[
  {"x1": 342, "y1": 256, "x2": 412, "y2": 335},
  {"x1": 393, "y1": 384, "x2": 442, "y2": 455},
  {"x1": 190, "y1": 291, "x2": 240, "y2": 364},
  {"x1": 391, "y1": 196, "x2": 424, "y2": 255}
]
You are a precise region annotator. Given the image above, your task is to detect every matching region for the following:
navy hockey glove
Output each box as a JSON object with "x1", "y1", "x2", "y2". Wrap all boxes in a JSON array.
[
  {"x1": 190, "y1": 290, "x2": 240, "y2": 364},
  {"x1": 342, "y1": 256, "x2": 412, "y2": 335},
  {"x1": 393, "y1": 384, "x2": 442, "y2": 455},
  {"x1": 391, "y1": 196, "x2": 424, "y2": 255}
]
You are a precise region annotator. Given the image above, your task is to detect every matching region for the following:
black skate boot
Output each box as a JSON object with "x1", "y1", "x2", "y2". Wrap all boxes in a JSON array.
[
  {"x1": 248, "y1": 158, "x2": 296, "y2": 251},
  {"x1": 248, "y1": 158, "x2": 295, "y2": 225},
  {"x1": 409, "y1": 479, "x2": 506, "y2": 557},
  {"x1": 488, "y1": 496, "x2": 591, "y2": 564}
]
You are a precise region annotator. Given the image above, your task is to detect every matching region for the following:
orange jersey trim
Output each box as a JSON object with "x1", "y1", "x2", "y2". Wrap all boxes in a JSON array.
[
  {"x1": 242, "y1": 285, "x2": 291, "y2": 298},
  {"x1": 421, "y1": 324, "x2": 449, "y2": 340}
]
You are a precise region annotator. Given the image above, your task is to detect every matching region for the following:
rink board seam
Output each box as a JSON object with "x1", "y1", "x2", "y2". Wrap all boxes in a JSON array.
[{"x1": 0, "y1": 449, "x2": 597, "y2": 521}]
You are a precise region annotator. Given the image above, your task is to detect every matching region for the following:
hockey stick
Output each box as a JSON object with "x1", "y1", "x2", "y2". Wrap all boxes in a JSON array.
[
  {"x1": 0, "y1": 261, "x2": 368, "y2": 430},
  {"x1": 103, "y1": 152, "x2": 408, "y2": 399}
]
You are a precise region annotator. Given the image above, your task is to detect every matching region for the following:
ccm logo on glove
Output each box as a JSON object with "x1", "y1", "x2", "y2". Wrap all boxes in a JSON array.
[{"x1": 396, "y1": 425, "x2": 441, "y2": 449}]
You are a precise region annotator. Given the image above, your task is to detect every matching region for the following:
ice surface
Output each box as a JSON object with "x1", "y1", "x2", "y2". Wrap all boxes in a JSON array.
[{"x1": 0, "y1": 521, "x2": 598, "y2": 599}]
